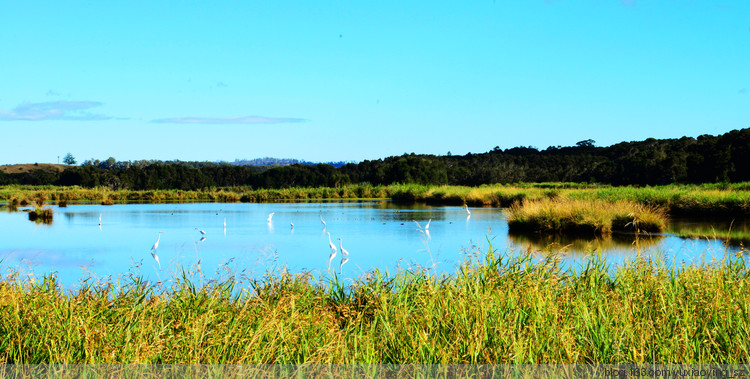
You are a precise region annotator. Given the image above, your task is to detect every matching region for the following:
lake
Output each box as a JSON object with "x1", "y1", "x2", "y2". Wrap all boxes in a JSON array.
[{"x1": 0, "y1": 201, "x2": 745, "y2": 289}]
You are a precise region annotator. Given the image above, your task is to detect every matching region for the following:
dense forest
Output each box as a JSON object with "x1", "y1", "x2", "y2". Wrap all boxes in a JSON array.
[{"x1": 2, "y1": 128, "x2": 749, "y2": 190}]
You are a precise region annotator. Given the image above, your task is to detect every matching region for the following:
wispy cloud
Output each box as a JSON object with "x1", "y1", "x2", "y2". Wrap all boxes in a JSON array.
[
  {"x1": 152, "y1": 115, "x2": 307, "y2": 125},
  {"x1": 0, "y1": 101, "x2": 111, "y2": 121}
]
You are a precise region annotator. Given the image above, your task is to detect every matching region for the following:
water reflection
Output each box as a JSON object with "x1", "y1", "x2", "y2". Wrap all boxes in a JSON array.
[
  {"x1": 508, "y1": 231, "x2": 663, "y2": 255},
  {"x1": 668, "y1": 218, "x2": 750, "y2": 247}
]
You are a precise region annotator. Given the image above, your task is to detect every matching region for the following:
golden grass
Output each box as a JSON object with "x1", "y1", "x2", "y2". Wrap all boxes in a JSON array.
[{"x1": 505, "y1": 198, "x2": 667, "y2": 235}]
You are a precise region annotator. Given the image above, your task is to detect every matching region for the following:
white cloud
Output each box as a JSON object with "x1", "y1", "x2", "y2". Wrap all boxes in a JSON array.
[{"x1": 0, "y1": 101, "x2": 111, "y2": 121}]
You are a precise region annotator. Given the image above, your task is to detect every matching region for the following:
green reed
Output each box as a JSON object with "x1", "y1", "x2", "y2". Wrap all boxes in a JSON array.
[
  {"x1": 1, "y1": 246, "x2": 748, "y2": 364},
  {"x1": 0, "y1": 184, "x2": 391, "y2": 205}
]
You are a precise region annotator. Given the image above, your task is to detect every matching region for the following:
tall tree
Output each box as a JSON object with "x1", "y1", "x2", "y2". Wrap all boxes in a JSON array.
[{"x1": 63, "y1": 153, "x2": 76, "y2": 165}]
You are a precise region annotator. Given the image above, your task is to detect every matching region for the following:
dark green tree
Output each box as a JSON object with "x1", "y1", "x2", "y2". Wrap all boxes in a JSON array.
[{"x1": 63, "y1": 153, "x2": 76, "y2": 165}]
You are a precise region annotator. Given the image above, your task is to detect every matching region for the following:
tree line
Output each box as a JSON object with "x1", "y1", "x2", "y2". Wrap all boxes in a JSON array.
[{"x1": 2, "y1": 128, "x2": 749, "y2": 190}]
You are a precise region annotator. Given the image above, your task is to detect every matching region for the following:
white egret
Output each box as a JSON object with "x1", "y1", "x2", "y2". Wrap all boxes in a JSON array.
[
  {"x1": 223, "y1": 218, "x2": 226, "y2": 228},
  {"x1": 464, "y1": 205, "x2": 471, "y2": 215},
  {"x1": 98, "y1": 213, "x2": 102, "y2": 225},
  {"x1": 425, "y1": 219, "x2": 431, "y2": 230},
  {"x1": 151, "y1": 232, "x2": 164, "y2": 251},
  {"x1": 327, "y1": 232, "x2": 337, "y2": 255},
  {"x1": 267, "y1": 212, "x2": 275, "y2": 223},
  {"x1": 320, "y1": 215, "x2": 326, "y2": 226},
  {"x1": 338, "y1": 237, "x2": 350, "y2": 256},
  {"x1": 195, "y1": 228, "x2": 207, "y2": 235},
  {"x1": 290, "y1": 221, "x2": 294, "y2": 229},
  {"x1": 339, "y1": 257, "x2": 349, "y2": 275}
]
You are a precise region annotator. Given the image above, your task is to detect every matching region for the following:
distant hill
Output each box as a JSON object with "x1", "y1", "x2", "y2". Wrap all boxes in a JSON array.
[
  {"x1": 0, "y1": 163, "x2": 69, "y2": 174},
  {"x1": 231, "y1": 157, "x2": 349, "y2": 168}
]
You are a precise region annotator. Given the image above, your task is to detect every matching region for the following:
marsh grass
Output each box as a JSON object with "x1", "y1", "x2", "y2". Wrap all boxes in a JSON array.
[
  {"x1": 2, "y1": 183, "x2": 750, "y2": 217},
  {"x1": 389, "y1": 183, "x2": 750, "y2": 217},
  {"x1": 26, "y1": 192, "x2": 53, "y2": 224},
  {"x1": 505, "y1": 198, "x2": 667, "y2": 235},
  {"x1": 389, "y1": 184, "x2": 551, "y2": 207},
  {"x1": 0, "y1": 184, "x2": 390, "y2": 205},
  {"x1": 27, "y1": 208, "x2": 53, "y2": 224},
  {"x1": 1, "y1": 247, "x2": 748, "y2": 364}
]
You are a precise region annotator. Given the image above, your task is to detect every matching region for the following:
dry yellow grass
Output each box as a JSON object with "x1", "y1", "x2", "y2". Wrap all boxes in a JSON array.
[
  {"x1": 0, "y1": 163, "x2": 68, "y2": 174},
  {"x1": 505, "y1": 198, "x2": 668, "y2": 235}
]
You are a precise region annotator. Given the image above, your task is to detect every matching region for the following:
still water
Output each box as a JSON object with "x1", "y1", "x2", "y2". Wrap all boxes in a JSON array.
[{"x1": 0, "y1": 201, "x2": 744, "y2": 289}]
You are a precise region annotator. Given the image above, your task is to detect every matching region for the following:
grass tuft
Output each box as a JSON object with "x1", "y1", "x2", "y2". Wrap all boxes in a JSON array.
[{"x1": 505, "y1": 198, "x2": 667, "y2": 235}]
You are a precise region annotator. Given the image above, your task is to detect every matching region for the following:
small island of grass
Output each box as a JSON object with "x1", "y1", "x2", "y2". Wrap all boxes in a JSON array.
[{"x1": 505, "y1": 198, "x2": 667, "y2": 235}]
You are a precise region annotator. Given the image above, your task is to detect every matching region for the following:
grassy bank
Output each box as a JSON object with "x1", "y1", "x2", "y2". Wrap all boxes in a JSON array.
[
  {"x1": 3, "y1": 183, "x2": 750, "y2": 217},
  {"x1": 388, "y1": 183, "x2": 750, "y2": 217},
  {"x1": 504, "y1": 198, "x2": 668, "y2": 235},
  {"x1": 1, "y1": 249, "x2": 748, "y2": 364},
  {"x1": 0, "y1": 184, "x2": 391, "y2": 205}
]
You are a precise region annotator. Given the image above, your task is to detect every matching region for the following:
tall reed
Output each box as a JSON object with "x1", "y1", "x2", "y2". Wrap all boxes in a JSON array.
[{"x1": 1, "y1": 247, "x2": 748, "y2": 364}]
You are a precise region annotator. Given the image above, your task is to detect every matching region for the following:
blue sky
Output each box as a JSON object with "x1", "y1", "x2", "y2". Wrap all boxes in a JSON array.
[{"x1": 1, "y1": 1, "x2": 748, "y2": 165}]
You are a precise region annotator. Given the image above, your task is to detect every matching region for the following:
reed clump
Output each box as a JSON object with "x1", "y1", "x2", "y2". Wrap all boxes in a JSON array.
[
  {"x1": 505, "y1": 198, "x2": 667, "y2": 235},
  {"x1": 27, "y1": 208, "x2": 53, "y2": 223},
  {"x1": 0, "y1": 249, "x2": 748, "y2": 364},
  {"x1": 27, "y1": 192, "x2": 53, "y2": 223}
]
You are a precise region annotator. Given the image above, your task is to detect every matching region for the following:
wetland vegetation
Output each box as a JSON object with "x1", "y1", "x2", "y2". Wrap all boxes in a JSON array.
[
  {"x1": 504, "y1": 198, "x2": 667, "y2": 235},
  {"x1": 1, "y1": 248, "x2": 748, "y2": 364},
  {"x1": 2, "y1": 128, "x2": 750, "y2": 364}
]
